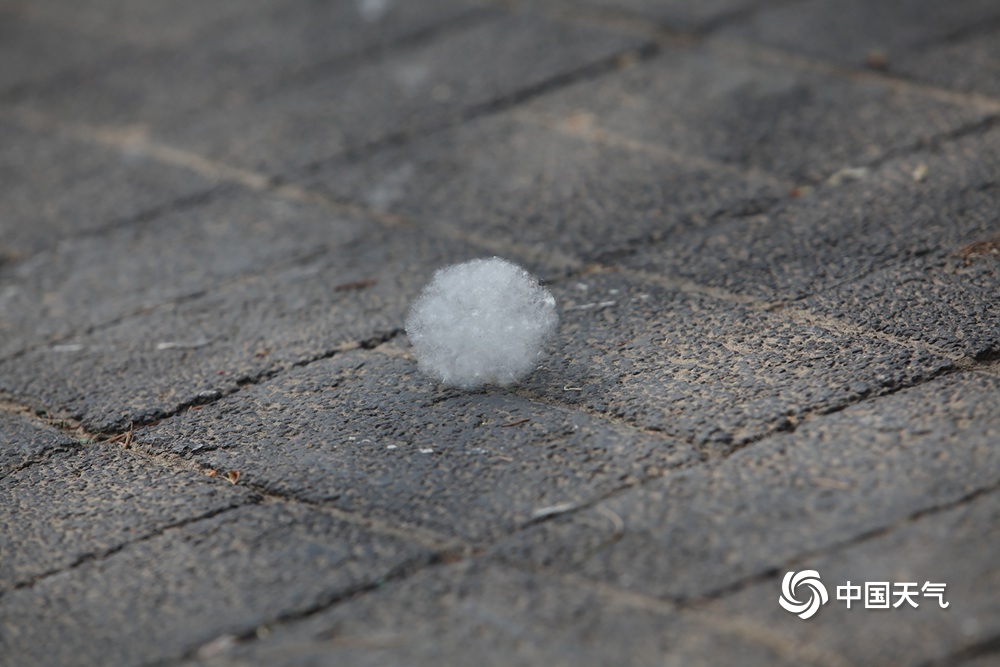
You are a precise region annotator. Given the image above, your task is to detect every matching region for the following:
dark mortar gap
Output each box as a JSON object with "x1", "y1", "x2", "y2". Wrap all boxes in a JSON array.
[
  {"x1": 0, "y1": 237, "x2": 340, "y2": 369},
  {"x1": 0, "y1": 185, "x2": 226, "y2": 278},
  {"x1": 863, "y1": 115, "x2": 999, "y2": 175},
  {"x1": 8, "y1": 501, "x2": 254, "y2": 594},
  {"x1": 292, "y1": 39, "x2": 660, "y2": 179},
  {"x1": 0, "y1": 442, "x2": 84, "y2": 483},
  {"x1": 679, "y1": 476, "x2": 1000, "y2": 607},
  {"x1": 243, "y1": 7, "x2": 499, "y2": 103},
  {"x1": 153, "y1": 551, "x2": 447, "y2": 667}
]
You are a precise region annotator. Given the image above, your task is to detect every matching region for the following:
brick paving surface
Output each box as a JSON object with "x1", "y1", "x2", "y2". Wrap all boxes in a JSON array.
[{"x1": 1, "y1": 1, "x2": 998, "y2": 665}]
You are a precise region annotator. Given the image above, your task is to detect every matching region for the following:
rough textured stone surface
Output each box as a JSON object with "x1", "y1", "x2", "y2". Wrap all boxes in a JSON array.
[
  {"x1": 707, "y1": 485, "x2": 1000, "y2": 666},
  {"x1": 2, "y1": 1, "x2": 999, "y2": 665},
  {"x1": 5, "y1": 1, "x2": 480, "y2": 126},
  {"x1": 522, "y1": 272, "x2": 950, "y2": 450},
  {"x1": 0, "y1": 443, "x2": 254, "y2": 590},
  {"x1": 136, "y1": 350, "x2": 696, "y2": 542},
  {"x1": 303, "y1": 111, "x2": 784, "y2": 263},
  {"x1": 0, "y1": 409, "x2": 77, "y2": 478},
  {"x1": 507, "y1": 39, "x2": 989, "y2": 183},
  {"x1": 721, "y1": 0, "x2": 1000, "y2": 68},
  {"x1": 803, "y1": 254, "x2": 1000, "y2": 359},
  {"x1": 0, "y1": 502, "x2": 432, "y2": 667},
  {"x1": 493, "y1": 373, "x2": 1000, "y2": 600},
  {"x1": 0, "y1": 117, "x2": 217, "y2": 263},
  {"x1": 0, "y1": 189, "x2": 368, "y2": 360},
  {"x1": 158, "y1": 12, "x2": 647, "y2": 173},
  {"x1": 624, "y1": 127, "x2": 1000, "y2": 301},
  {"x1": 180, "y1": 561, "x2": 798, "y2": 667},
  {"x1": 0, "y1": 227, "x2": 488, "y2": 432}
]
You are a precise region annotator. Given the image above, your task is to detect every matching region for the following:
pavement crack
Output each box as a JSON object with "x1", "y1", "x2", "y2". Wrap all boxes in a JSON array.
[
  {"x1": 712, "y1": 37, "x2": 1000, "y2": 115},
  {"x1": 7, "y1": 502, "x2": 252, "y2": 594},
  {"x1": 295, "y1": 40, "x2": 660, "y2": 177},
  {"x1": 245, "y1": 8, "x2": 498, "y2": 100},
  {"x1": 156, "y1": 553, "x2": 449, "y2": 667},
  {"x1": 679, "y1": 477, "x2": 1000, "y2": 606},
  {"x1": 860, "y1": 114, "x2": 999, "y2": 175}
]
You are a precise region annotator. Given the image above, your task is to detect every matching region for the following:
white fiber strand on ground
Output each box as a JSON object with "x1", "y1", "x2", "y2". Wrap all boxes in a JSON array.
[{"x1": 405, "y1": 257, "x2": 558, "y2": 389}]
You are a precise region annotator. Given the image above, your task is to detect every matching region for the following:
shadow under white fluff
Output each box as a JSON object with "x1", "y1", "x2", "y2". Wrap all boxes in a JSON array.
[{"x1": 405, "y1": 257, "x2": 558, "y2": 390}]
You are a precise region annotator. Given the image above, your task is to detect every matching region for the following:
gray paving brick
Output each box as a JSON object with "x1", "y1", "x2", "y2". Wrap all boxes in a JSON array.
[
  {"x1": 3, "y1": 251, "x2": 951, "y2": 443},
  {"x1": 0, "y1": 189, "x2": 368, "y2": 360},
  {"x1": 521, "y1": 272, "x2": 950, "y2": 450},
  {"x1": 5, "y1": 1, "x2": 480, "y2": 126},
  {"x1": 624, "y1": 126, "x2": 1000, "y2": 302},
  {"x1": 305, "y1": 39, "x2": 991, "y2": 254},
  {"x1": 803, "y1": 254, "x2": 1000, "y2": 359},
  {"x1": 491, "y1": 372, "x2": 1000, "y2": 601},
  {"x1": 0, "y1": 442, "x2": 254, "y2": 590},
  {"x1": 135, "y1": 350, "x2": 696, "y2": 542},
  {"x1": 0, "y1": 502, "x2": 431, "y2": 667},
  {"x1": 705, "y1": 484, "x2": 1000, "y2": 666},
  {"x1": 0, "y1": 227, "x2": 484, "y2": 431},
  {"x1": 180, "y1": 561, "x2": 797, "y2": 667},
  {"x1": 301, "y1": 111, "x2": 784, "y2": 263},
  {"x1": 0, "y1": 117, "x2": 217, "y2": 263},
  {"x1": 894, "y1": 27, "x2": 1000, "y2": 98},
  {"x1": 509, "y1": 39, "x2": 988, "y2": 183},
  {"x1": 721, "y1": 0, "x2": 1000, "y2": 68},
  {"x1": 157, "y1": 12, "x2": 647, "y2": 173},
  {"x1": 0, "y1": 409, "x2": 76, "y2": 478}
]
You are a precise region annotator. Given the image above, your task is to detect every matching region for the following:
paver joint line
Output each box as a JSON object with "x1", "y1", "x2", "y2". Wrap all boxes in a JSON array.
[{"x1": 3, "y1": 1, "x2": 1000, "y2": 664}]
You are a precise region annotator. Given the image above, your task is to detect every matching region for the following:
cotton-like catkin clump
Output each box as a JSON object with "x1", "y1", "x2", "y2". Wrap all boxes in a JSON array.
[{"x1": 406, "y1": 257, "x2": 558, "y2": 389}]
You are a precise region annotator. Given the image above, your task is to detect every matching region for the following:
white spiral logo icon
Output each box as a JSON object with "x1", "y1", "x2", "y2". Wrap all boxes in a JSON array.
[{"x1": 779, "y1": 570, "x2": 828, "y2": 620}]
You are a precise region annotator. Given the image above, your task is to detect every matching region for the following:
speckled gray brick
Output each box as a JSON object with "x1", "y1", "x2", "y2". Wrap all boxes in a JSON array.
[
  {"x1": 707, "y1": 484, "x2": 1000, "y2": 666},
  {"x1": 493, "y1": 373, "x2": 1000, "y2": 601},
  {"x1": 521, "y1": 272, "x2": 950, "y2": 450},
  {"x1": 0, "y1": 118, "x2": 217, "y2": 263},
  {"x1": 509, "y1": 39, "x2": 988, "y2": 183},
  {"x1": 803, "y1": 254, "x2": 1000, "y2": 359},
  {"x1": 0, "y1": 409, "x2": 77, "y2": 478},
  {"x1": 0, "y1": 227, "x2": 486, "y2": 431},
  {"x1": 624, "y1": 127, "x2": 1000, "y2": 301},
  {"x1": 0, "y1": 502, "x2": 432, "y2": 667},
  {"x1": 157, "y1": 12, "x2": 648, "y2": 173},
  {"x1": 721, "y1": 0, "x2": 1000, "y2": 68},
  {"x1": 136, "y1": 350, "x2": 695, "y2": 542},
  {"x1": 178, "y1": 561, "x2": 798, "y2": 667},
  {"x1": 0, "y1": 443, "x2": 254, "y2": 590},
  {"x1": 0, "y1": 188, "x2": 369, "y2": 360},
  {"x1": 6, "y1": 1, "x2": 480, "y2": 126},
  {"x1": 301, "y1": 111, "x2": 784, "y2": 263}
]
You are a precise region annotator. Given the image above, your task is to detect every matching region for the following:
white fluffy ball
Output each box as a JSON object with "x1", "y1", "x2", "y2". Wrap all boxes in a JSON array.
[{"x1": 406, "y1": 257, "x2": 558, "y2": 389}]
